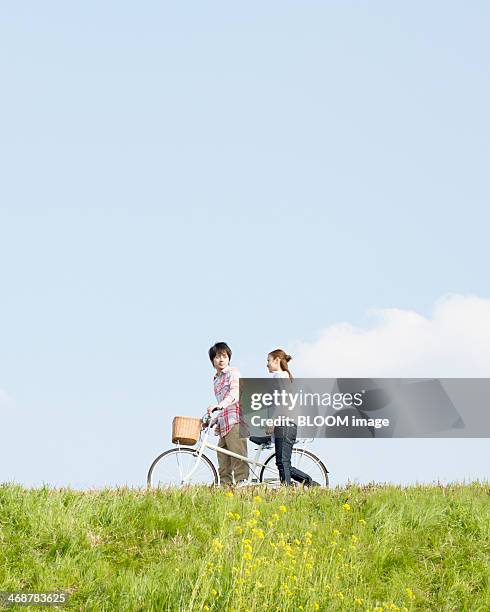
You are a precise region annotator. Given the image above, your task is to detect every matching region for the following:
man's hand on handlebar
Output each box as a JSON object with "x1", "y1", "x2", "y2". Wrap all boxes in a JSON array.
[{"x1": 201, "y1": 410, "x2": 221, "y2": 436}]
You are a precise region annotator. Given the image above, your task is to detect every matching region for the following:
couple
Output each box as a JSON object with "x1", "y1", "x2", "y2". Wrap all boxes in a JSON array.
[{"x1": 207, "y1": 341, "x2": 314, "y2": 487}]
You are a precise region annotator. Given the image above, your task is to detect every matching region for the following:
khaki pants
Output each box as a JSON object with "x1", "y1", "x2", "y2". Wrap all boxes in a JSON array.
[{"x1": 217, "y1": 424, "x2": 249, "y2": 485}]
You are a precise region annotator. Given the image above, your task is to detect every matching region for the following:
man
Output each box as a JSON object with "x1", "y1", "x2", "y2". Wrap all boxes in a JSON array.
[{"x1": 208, "y1": 342, "x2": 250, "y2": 486}]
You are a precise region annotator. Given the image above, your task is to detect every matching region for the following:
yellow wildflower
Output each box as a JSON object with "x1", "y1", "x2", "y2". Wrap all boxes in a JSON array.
[
  {"x1": 252, "y1": 509, "x2": 261, "y2": 518},
  {"x1": 211, "y1": 589, "x2": 218, "y2": 597},
  {"x1": 332, "y1": 529, "x2": 340, "y2": 537},
  {"x1": 254, "y1": 495, "x2": 262, "y2": 502},
  {"x1": 279, "y1": 505, "x2": 287, "y2": 513},
  {"x1": 211, "y1": 539, "x2": 223, "y2": 551},
  {"x1": 351, "y1": 535, "x2": 358, "y2": 543},
  {"x1": 405, "y1": 588, "x2": 415, "y2": 599},
  {"x1": 243, "y1": 552, "x2": 252, "y2": 560},
  {"x1": 246, "y1": 518, "x2": 258, "y2": 528},
  {"x1": 272, "y1": 513, "x2": 280, "y2": 521},
  {"x1": 235, "y1": 526, "x2": 243, "y2": 535},
  {"x1": 342, "y1": 503, "x2": 351, "y2": 511},
  {"x1": 355, "y1": 597, "x2": 363, "y2": 605},
  {"x1": 225, "y1": 491, "x2": 233, "y2": 497}
]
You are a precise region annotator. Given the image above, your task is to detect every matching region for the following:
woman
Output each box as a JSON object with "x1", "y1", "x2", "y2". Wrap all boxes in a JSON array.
[{"x1": 266, "y1": 349, "x2": 314, "y2": 486}]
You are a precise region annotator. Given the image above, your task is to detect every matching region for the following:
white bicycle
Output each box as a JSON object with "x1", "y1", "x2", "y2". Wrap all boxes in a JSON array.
[{"x1": 147, "y1": 414, "x2": 329, "y2": 488}]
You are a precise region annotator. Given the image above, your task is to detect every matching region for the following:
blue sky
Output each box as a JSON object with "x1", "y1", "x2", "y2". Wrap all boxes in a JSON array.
[{"x1": 1, "y1": 2, "x2": 489, "y2": 488}]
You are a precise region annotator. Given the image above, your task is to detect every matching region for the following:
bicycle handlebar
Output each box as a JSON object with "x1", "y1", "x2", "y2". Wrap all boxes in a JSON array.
[
  {"x1": 201, "y1": 409, "x2": 217, "y2": 429},
  {"x1": 201, "y1": 406, "x2": 221, "y2": 428}
]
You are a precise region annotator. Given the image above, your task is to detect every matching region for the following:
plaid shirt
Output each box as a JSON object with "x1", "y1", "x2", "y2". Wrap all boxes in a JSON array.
[{"x1": 211, "y1": 365, "x2": 241, "y2": 437}]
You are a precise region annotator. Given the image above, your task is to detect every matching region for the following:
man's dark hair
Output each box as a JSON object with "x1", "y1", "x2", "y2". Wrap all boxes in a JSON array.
[{"x1": 208, "y1": 342, "x2": 232, "y2": 363}]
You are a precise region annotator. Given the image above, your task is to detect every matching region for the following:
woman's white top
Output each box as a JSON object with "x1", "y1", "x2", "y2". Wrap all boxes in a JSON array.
[
  {"x1": 270, "y1": 370, "x2": 294, "y2": 428},
  {"x1": 272, "y1": 371, "x2": 289, "y2": 378}
]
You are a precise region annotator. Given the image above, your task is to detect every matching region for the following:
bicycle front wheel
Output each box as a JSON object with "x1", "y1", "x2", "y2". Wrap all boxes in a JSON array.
[
  {"x1": 147, "y1": 447, "x2": 218, "y2": 488},
  {"x1": 259, "y1": 448, "x2": 329, "y2": 488}
]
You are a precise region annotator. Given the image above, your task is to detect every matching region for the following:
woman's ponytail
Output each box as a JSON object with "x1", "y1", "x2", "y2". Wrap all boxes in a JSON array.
[{"x1": 269, "y1": 349, "x2": 293, "y2": 382}]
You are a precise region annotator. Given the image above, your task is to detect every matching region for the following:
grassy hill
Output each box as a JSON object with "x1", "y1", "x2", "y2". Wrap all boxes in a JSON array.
[{"x1": 0, "y1": 482, "x2": 489, "y2": 611}]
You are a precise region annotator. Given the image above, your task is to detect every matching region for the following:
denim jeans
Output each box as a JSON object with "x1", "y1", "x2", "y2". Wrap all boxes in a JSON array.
[{"x1": 273, "y1": 423, "x2": 311, "y2": 486}]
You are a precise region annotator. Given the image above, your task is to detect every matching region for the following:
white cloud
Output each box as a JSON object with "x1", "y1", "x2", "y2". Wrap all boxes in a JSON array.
[{"x1": 294, "y1": 294, "x2": 490, "y2": 377}]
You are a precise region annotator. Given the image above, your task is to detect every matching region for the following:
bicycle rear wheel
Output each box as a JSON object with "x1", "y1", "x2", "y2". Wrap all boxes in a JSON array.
[
  {"x1": 259, "y1": 448, "x2": 329, "y2": 488},
  {"x1": 147, "y1": 447, "x2": 218, "y2": 488}
]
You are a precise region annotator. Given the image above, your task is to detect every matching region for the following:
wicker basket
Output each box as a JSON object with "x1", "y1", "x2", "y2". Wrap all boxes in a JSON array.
[{"x1": 172, "y1": 416, "x2": 201, "y2": 446}]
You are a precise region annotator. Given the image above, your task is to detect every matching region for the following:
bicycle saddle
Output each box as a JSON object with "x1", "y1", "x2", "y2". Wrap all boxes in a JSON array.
[{"x1": 249, "y1": 435, "x2": 272, "y2": 447}]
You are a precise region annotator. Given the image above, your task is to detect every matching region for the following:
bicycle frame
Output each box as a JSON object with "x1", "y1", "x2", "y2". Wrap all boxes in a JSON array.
[
  {"x1": 182, "y1": 424, "x2": 274, "y2": 485},
  {"x1": 180, "y1": 423, "x2": 314, "y2": 486}
]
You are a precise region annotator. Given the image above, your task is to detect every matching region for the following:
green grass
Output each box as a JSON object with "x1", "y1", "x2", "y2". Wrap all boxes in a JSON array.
[{"x1": 0, "y1": 482, "x2": 489, "y2": 611}]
